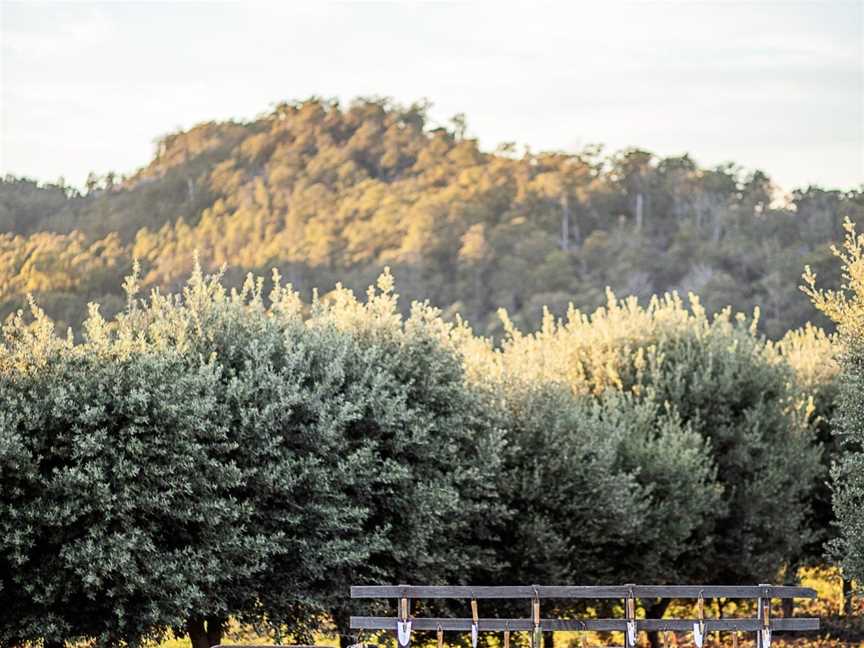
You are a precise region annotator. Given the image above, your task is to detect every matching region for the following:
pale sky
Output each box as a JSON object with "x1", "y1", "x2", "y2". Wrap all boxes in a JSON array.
[{"x1": 1, "y1": 0, "x2": 862, "y2": 192}]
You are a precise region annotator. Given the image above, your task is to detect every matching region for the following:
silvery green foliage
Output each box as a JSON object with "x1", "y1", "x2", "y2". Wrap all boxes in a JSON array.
[
  {"x1": 97, "y1": 266, "x2": 398, "y2": 642},
  {"x1": 125, "y1": 267, "x2": 384, "y2": 644},
  {"x1": 462, "y1": 290, "x2": 821, "y2": 587},
  {"x1": 472, "y1": 378, "x2": 718, "y2": 591},
  {"x1": 0, "y1": 302, "x2": 247, "y2": 647},
  {"x1": 0, "y1": 263, "x2": 506, "y2": 646},
  {"x1": 591, "y1": 392, "x2": 721, "y2": 583},
  {"x1": 831, "y1": 361, "x2": 864, "y2": 583},
  {"x1": 635, "y1": 311, "x2": 820, "y2": 584},
  {"x1": 804, "y1": 221, "x2": 864, "y2": 584},
  {"x1": 304, "y1": 273, "x2": 508, "y2": 635},
  {"x1": 777, "y1": 324, "x2": 839, "y2": 565}
]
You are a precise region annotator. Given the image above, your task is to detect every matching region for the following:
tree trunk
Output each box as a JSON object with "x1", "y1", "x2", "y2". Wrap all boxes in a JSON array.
[
  {"x1": 712, "y1": 216, "x2": 722, "y2": 243},
  {"x1": 543, "y1": 630, "x2": 555, "y2": 648},
  {"x1": 781, "y1": 594, "x2": 794, "y2": 618},
  {"x1": 781, "y1": 564, "x2": 797, "y2": 619},
  {"x1": 188, "y1": 617, "x2": 211, "y2": 648},
  {"x1": 561, "y1": 194, "x2": 571, "y2": 251},
  {"x1": 474, "y1": 267, "x2": 487, "y2": 326},
  {"x1": 843, "y1": 577, "x2": 853, "y2": 616},
  {"x1": 206, "y1": 615, "x2": 225, "y2": 647},
  {"x1": 335, "y1": 607, "x2": 355, "y2": 648},
  {"x1": 645, "y1": 599, "x2": 671, "y2": 648}
]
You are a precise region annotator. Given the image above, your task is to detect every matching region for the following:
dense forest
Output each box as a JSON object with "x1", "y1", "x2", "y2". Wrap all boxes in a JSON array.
[{"x1": 1, "y1": 97, "x2": 862, "y2": 337}]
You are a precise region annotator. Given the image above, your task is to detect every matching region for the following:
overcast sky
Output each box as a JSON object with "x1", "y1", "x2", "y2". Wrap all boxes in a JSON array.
[{"x1": 1, "y1": 0, "x2": 862, "y2": 192}]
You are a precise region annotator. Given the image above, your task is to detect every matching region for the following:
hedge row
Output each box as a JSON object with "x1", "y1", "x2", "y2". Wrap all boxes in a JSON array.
[{"x1": 0, "y1": 265, "x2": 828, "y2": 647}]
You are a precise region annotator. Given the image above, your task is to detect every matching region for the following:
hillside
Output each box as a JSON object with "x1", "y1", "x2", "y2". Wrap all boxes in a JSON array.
[{"x1": 2, "y1": 97, "x2": 861, "y2": 337}]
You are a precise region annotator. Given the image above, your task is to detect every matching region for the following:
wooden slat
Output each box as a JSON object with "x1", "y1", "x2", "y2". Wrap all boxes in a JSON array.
[
  {"x1": 349, "y1": 617, "x2": 819, "y2": 632},
  {"x1": 350, "y1": 585, "x2": 816, "y2": 600}
]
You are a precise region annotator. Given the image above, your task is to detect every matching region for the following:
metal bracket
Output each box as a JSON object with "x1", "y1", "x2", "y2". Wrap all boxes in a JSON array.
[
  {"x1": 471, "y1": 597, "x2": 479, "y2": 648},
  {"x1": 397, "y1": 594, "x2": 412, "y2": 648},
  {"x1": 693, "y1": 590, "x2": 706, "y2": 648}
]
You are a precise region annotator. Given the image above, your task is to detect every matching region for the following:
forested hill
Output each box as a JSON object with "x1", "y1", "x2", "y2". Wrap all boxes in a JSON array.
[{"x1": 2, "y1": 97, "x2": 862, "y2": 337}]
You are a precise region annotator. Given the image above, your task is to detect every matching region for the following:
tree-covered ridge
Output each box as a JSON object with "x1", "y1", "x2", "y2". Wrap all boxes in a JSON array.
[{"x1": 2, "y1": 97, "x2": 862, "y2": 336}]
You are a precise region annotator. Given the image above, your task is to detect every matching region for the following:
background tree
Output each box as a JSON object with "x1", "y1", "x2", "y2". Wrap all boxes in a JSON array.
[{"x1": 1, "y1": 98, "x2": 860, "y2": 339}]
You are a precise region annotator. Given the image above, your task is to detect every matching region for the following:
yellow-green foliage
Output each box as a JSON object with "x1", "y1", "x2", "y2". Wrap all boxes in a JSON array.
[
  {"x1": 777, "y1": 322, "x2": 840, "y2": 431},
  {"x1": 462, "y1": 289, "x2": 774, "y2": 397},
  {"x1": 804, "y1": 220, "x2": 864, "y2": 334},
  {"x1": 779, "y1": 323, "x2": 840, "y2": 394}
]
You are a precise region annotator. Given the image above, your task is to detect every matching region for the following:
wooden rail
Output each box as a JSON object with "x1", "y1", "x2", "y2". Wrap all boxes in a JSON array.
[
  {"x1": 350, "y1": 585, "x2": 817, "y2": 599},
  {"x1": 349, "y1": 617, "x2": 819, "y2": 631},
  {"x1": 349, "y1": 583, "x2": 820, "y2": 648}
]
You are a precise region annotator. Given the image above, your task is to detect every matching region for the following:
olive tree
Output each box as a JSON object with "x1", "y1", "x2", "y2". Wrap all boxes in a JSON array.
[
  {"x1": 106, "y1": 266, "x2": 506, "y2": 646},
  {"x1": 0, "y1": 302, "x2": 247, "y2": 647},
  {"x1": 462, "y1": 292, "x2": 821, "y2": 645},
  {"x1": 485, "y1": 386, "x2": 719, "y2": 586},
  {"x1": 0, "y1": 265, "x2": 507, "y2": 647},
  {"x1": 480, "y1": 294, "x2": 820, "y2": 583},
  {"x1": 804, "y1": 219, "x2": 864, "y2": 586},
  {"x1": 459, "y1": 316, "x2": 721, "y2": 648},
  {"x1": 307, "y1": 273, "x2": 508, "y2": 644}
]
